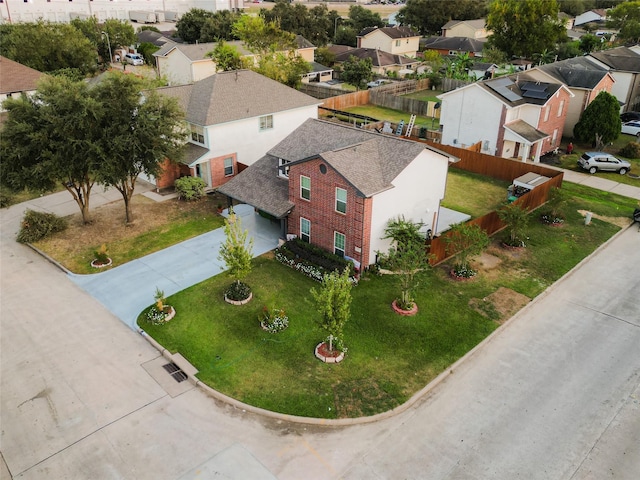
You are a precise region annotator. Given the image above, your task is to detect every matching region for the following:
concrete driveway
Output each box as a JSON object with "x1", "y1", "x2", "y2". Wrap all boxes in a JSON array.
[{"x1": 2, "y1": 191, "x2": 639, "y2": 479}]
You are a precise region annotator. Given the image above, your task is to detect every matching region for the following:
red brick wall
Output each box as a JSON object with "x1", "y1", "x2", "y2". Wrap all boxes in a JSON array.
[
  {"x1": 287, "y1": 158, "x2": 369, "y2": 267},
  {"x1": 587, "y1": 75, "x2": 615, "y2": 104},
  {"x1": 209, "y1": 153, "x2": 238, "y2": 188},
  {"x1": 155, "y1": 159, "x2": 181, "y2": 189},
  {"x1": 537, "y1": 88, "x2": 572, "y2": 154}
]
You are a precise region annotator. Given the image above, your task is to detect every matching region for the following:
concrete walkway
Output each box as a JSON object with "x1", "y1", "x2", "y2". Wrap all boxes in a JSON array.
[
  {"x1": 69, "y1": 204, "x2": 280, "y2": 330},
  {"x1": 547, "y1": 165, "x2": 640, "y2": 200}
]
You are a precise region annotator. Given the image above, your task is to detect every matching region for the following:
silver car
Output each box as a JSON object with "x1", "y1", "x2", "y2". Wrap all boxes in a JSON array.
[{"x1": 578, "y1": 152, "x2": 631, "y2": 174}]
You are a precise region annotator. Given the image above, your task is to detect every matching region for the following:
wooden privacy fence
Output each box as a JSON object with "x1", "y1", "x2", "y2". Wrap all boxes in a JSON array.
[{"x1": 425, "y1": 144, "x2": 564, "y2": 265}]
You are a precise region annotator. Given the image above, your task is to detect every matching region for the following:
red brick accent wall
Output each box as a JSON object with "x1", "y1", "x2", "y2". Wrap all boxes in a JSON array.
[
  {"x1": 537, "y1": 88, "x2": 572, "y2": 154},
  {"x1": 587, "y1": 75, "x2": 615, "y2": 104},
  {"x1": 155, "y1": 159, "x2": 181, "y2": 189},
  {"x1": 209, "y1": 153, "x2": 238, "y2": 188},
  {"x1": 287, "y1": 158, "x2": 370, "y2": 267}
]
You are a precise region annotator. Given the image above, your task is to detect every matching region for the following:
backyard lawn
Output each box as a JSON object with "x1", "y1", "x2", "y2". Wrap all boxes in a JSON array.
[
  {"x1": 140, "y1": 182, "x2": 633, "y2": 419},
  {"x1": 402, "y1": 89, "x2": 445, "y2": 103},
  {"x1": 442, "y1": 169, "x2": 510, "y2": 217},
  {"x1": 332, "y1": 104, "x2": 439, "y2": 130}
]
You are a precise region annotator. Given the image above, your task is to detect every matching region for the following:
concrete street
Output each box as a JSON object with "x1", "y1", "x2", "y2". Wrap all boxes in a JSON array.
[{"x1": 1, "y1": 182, "x2": 639, "y2": 479}]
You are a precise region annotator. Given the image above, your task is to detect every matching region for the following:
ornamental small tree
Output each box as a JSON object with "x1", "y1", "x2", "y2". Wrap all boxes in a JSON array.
[
  {"x1": 497, "y1": 202, "x2": 530, "y2": 247},
  {"x1": 542, "y1": 186, "x2": 569, "y2": 224},
  {"x1": 218, "y1": 208, "x2": 254, "y2": 300},
  {"x1": 443, "y1": 223, "x2": 489, "y2": 278},
  {"x1": 311, "y1": 267, "x2": 353, "y2": 353},
  {"x1": 574, "y1": 91, "x2": 621, "y2": 146}
]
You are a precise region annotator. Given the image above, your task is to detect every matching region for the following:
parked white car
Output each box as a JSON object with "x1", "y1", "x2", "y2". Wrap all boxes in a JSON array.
[
  {"x1": 124, "y1": 53, "x2": 144, "y2": 66},
  {"x1": 577, "y1": 152, "x2": 631, "y2": 175},
  {"x1": 621, "y1": 120, "x2": 640, "y2": 137}
]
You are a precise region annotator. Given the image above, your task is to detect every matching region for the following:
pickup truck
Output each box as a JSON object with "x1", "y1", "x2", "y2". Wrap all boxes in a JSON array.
[{"x1": 367, "y1": 79, "x2": 389, "y2": 88}]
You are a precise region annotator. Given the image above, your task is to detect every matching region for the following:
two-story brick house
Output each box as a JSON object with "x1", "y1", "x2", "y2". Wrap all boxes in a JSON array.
[
  {"x1": 218, "y1": 119, "x2": 457, "y2": 269},
  {"x1": 438, "y1": 73, "x2": 573, "y2": 161}
]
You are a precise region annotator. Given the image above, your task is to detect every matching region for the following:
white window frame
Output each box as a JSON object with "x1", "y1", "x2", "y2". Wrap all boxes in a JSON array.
[
  {"x1": 544, "y1": 107, "x2": 550, "y2": 122},
  {"x1": 395, "y1": 39, "x2": 401, "y2": 47},
  {"x1": 335, "y1": 187, "x2": 347, "y2": 214},
  {"x1": 334, "y1": 231, "x2": 345, "y2": 257},
  {"x1": 278, "y1": 158, "x2": 290, "y2": 178},
  {"x1": 300, "y1": 217, "x2": 310, "y2": 243},
  {"x1": 224, "y1": 157, "x2": 233, "y2": 177},
  {"x1": 552, "y1": 128, "x2": 558, "y2": 146},
  {"x1": 300, "y1": 175, "x2": 310, "y2": 201},
  {"x1": 190, "y1": 124, "x2": 205, "y2": 144},
  {"x1": 557, "y1": 100, "x2": 565, "y2": 117},
  {"x1": 259, "y1": 114, "x2": 273, "y2": 131}
]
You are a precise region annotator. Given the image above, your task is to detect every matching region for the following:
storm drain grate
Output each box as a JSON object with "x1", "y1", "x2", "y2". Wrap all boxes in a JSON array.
[{"x1": 162, "y1": 362, "x2": 188, "y2": 383}]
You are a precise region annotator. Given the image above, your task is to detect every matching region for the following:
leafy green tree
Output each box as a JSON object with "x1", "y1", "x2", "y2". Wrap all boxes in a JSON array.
[
  {"x1": 0, "y1": 21, "x2": 97, "y2": 76},
  {"x1": 207, "y1": 41, "x2": 246, "y2": 71},
  {"x1": 233, "y1": 15, "x2": 297, "y2": 54},
  {"x1": 398, "y1": 0, "x2": 489, "y2": 36},
  {"x1": 218, "y1": 209, "x2": 254, "y2": 288},
  {"x1": 138, "y1": 42, "x2": 160, "y2": 65},
  {"x1": 200, "y1": 10, "x2": 243, "y2": 42},
  {"x1": 579, "y1": 34, "x2": 602, "y2": 53},
  {"x1": 444, "y1": 223, "x2": 489, "y2": 277},
  {"x1": 255, "y1": 51, "x2": 311, "y2": 88},
  {"x1": 340, "y1": 56, "x2": 373, "y2": 90},
  {"x1": 102, "y1": 19, "x2": 136, "y2": 52},
  {"x1": 260, "y1": 1, "x2": 333, "y2": 46},
  {"x1": 497, "y1": 202, "x2": 530, "y2": 247},
  {"x1": 574, "y1": 91, "x2": 621, "y2": 146},
  {"x1": 334, "y1": 26, "x2": 358, "y2": 47},
  {"x1": 1, "y1": 76, "x2": 101, "y2": 223},
  {"x1": 315, "y1": 47, "x2": 336, "y2": 67},
  {"x1": 93, "y1": 74, "x2": 186, "y2": 224},
  {"x1": 607, "y1": 1, "x2": 640, "y2": 42},
  {"x1": 556, "y1": 40, "x2": 582, "y2": 60},
  {"x1": 311, "y1": 267, "x2": 353, "y2": 354},
  {"x1": 176, "y1": 8, "x2": 215, "y2": 43},
  {"x1": 486, "y1": 0, "x2": 566, "y2": 59},
  {"x1": 558, "y1": 0, "x2": 595, "y2": 16},
  {"x1": 348, "y1": 5, "x2": 385, "y2": 33}
]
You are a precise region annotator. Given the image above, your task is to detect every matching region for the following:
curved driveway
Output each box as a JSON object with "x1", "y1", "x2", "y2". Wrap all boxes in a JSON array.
[{"x1": 1, "y1": 188, "x2": 639, "y2": 479}]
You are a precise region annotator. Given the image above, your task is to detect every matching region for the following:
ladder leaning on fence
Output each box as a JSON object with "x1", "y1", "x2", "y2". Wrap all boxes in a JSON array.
[{"x1": 405, "y1": 114, "x2": 417, "y2": 137}]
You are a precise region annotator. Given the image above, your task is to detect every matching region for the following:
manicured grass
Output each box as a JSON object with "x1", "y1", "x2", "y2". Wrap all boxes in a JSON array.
[
  {"x1": 0, "y1": 184, "x2": 66, "y2": 208},
  {"x1": 141, "y1": 182, "x2": 629, "y2": 419},
  {"x1": 338, "y1": 104, "x2": 437, "y2": 130},
  {"x1": 442, "y1": 169, "x2": 511, "y2": 217},
  {"x1": 402, "y1": 89, "x2": 445, "y2": 103}
]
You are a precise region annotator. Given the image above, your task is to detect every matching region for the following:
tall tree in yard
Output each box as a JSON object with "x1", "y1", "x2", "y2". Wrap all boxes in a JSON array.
[
  {"x1": 312, "y1": 267, "x2": 353, "y2": 354},
  {"x1": 340, "y1": 55, "x2": 373, "y2": 90},
  {"x1": 94, "y1": 74, "x2": 186, "y2": 224},
  {"x1": 218, "y1": 209, "x2": 254, "y2": 299},
  {"x1": 1, "y1": 76, "x2": 100, "y2": 224},
  {"x1": 574, "y1": 91, "x2": 621, "y2": 147}
]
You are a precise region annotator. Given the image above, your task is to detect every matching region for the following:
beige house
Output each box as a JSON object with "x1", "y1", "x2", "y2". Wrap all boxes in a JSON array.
[
  {"x1": 357, "y1": 26, "x2": 421, "y2": 58},
  {"x1": 0, "y1": 56, "x2": 44, "y2": 113},
  {"x1": 441, "y1": 19, "x2": 490, "y2": 39}
]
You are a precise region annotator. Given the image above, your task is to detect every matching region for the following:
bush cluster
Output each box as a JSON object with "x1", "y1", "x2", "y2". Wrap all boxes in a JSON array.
[
  {"x1": 277, "y1": 238, "x2": 355, "y2": 276},
  {"x1": 17, "y1": 209, "x2": 67, "y2": 243},
  {"x1": 224, "y1": 281, "x2": 251, "y2": 301},
  {"x1": 618, "y1": 141, "x2": 640, "y2": 159},
  {"x1": 175, "y1": 176, "x2": 207, "y2": 201}
]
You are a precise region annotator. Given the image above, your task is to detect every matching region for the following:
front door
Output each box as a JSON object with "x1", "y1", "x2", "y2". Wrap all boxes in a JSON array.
[{"x1": 195, "y1": 162, "x2": 211, "y2": 189}]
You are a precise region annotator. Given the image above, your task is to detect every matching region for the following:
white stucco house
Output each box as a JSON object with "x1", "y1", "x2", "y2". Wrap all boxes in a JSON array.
[
  {"x1": 151, "y1": 69, "x2": 321, "y2": 190},
  {"x1": 217, "y1": 119, "x2": 459, "y2": 267},
  {"x1": 357, "y1": 26, "x2": 421, "y2": 58}
]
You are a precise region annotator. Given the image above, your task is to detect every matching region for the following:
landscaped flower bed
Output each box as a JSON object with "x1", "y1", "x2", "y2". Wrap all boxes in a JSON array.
[{"x1": 275, "y1": 239, "x2": 357, "y2": 283}]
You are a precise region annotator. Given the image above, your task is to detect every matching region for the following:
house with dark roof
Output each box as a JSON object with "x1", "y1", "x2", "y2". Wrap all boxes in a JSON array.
[
  {"x1": 421, "y1": 36, "x2": 486, "y2": 58},
  {"x1": 528, "y1": 57, "x2": 615, "y2": 136},
  {"x1": 332, "y1": 47, "x2": 419, "y2": 76},
  {"x1": 0, "y1": 56, "x2": 44, "y2": 112},
  {"x1": 218, "y1": 119, "x2": 457, "y2": 268},
  {"x1": 357, "y1": 26, "x2": 421, "y2": 58},
  {"x1": 150, "y1": 70, "x2": 321, "y2": 190},
  {"x1": 441, "y1": 19, "x2": 490, "y2": 39},
  {"x1": 586, "y1": 46, "x2": 640, "y2": 112},
  {"x1": 438, "y1": 73, "x2": 573, "y2": 161}
]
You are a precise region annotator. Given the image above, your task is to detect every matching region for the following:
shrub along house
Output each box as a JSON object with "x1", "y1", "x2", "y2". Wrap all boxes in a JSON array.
[{"x1": 218, "y1": 119, "x2": 458, "y2": 270}]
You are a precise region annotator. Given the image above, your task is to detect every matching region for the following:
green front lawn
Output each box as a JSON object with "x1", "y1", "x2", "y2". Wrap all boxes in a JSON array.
[{"x1": 141, "y1": 182, "x2": 630, "y2": 419}]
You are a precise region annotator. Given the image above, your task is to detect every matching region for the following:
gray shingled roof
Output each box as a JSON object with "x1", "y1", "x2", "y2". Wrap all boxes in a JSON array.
[
  {"x1": 442, "y1": 18, "x2": 486, "y2": 30},
  {"x1": 422, "y1": 36, "x2": 486, "y2": 53},
  {"x1": 334, "y1": 48, "x2": 418, "y2": 68},
  {"x1": 504, "y1": 120, "x2": 550, "y2": 143},
  {"x1": 537, "y1": 57, "x2": 609, "y2": 89},
  {"x1": 156, "y1": 70, "x2": 320, "y2": 126},
  {"x1": 183, "y1": 144, "x2": 210, "y2": 166},
  {"x1": 358, "y1": 26, "x2": 419, "y2": 39},
  {"x1": 217, "y1": 155, "x2": 293, "y2": 218},
  {"x1": 589, "y1": 46, "x2": 640, "y2": 72}
]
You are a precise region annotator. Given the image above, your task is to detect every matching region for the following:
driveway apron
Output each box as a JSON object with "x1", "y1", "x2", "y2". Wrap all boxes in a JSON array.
[{"x1": 69, "y1": 204, "x2": 280, "y2": 330}]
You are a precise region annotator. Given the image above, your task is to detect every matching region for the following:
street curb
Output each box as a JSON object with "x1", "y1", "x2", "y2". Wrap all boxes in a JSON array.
[{"x1": 26, "y1": 243, "x2": 72, "y2": 275}]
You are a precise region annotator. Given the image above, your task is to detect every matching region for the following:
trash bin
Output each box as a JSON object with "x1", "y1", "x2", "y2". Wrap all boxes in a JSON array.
[{"x1": 419, "y1": 126, "x2": 427, "y2": 139}]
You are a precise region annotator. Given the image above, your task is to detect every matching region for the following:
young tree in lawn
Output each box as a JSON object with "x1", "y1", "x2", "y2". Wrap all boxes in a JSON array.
[
  {"x1": 94, "y1": 74, "x2": 186, "y2": 224},
  {"x1": 312, "y1": 267, "x2": 353, "y2": 354},
  {"x1": 0, "y1": 76, "x2": 100, "y2": 224},
  {"x1": 497, "y1": 202, "x2": 530, "y2": 247},
  {"x1": 443, "y1": 223, "x2": 489, "y2": 278},
  {"x1": 218, "y1": 209, "x2": 254, "y2": 300},
  {"x1": 340, "y1": 55, "x2": 373, "y2": 90},
  {"x1": 574, "y1": 91, "x2": 621, "y2": 147}
]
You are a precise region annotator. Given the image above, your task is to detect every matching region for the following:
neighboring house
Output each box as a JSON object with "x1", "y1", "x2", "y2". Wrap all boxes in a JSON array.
[
  {"x1": 438, "y1": 73, "x2": 573, "y2": 161},
  {"x1": 528, "y1": 57, "x2": 615, "y2": 137},
  {"x1": 441, "y1": 19, "x2": 490, "y2": 39},
  {"x1": 421, "y1": 37, "x2": 485, "y2": 58},
  {"x1": 154, "y1": 35, "x2": 319, "y2": 86},
  {"x1": 332, "y1": 47, "x2": 420, "y2": 76},
  {"x1": 151, "y1": 70, "x2": 321, "y2": 189},
  {"x1": 586, "y1": 46, "x2": 640, "y2": 112},
  {"x1": 218, "y1": 118, "x2": 458, "y2": 268},
  {"x1": 357, "y1": 26, "x2": 421, "y2": 58},
  {"x1": 574, "y1": 8, "x2": 607, "y2": 27},
  {"x1": 0, "y1": 56, "x2": 44, "y2": 112},
  {"x1": 470, "y1": 62, "x2": 498, "y2": 81},
  {"x1": 136, "y1": 29, "x2": 174, "y2": 48},
  {"x1": 558, "y1": 12, "x2": 575, "y2": 30},
  {"x1": 302, "y1": 62, "x2": 334, "y2": 84}
]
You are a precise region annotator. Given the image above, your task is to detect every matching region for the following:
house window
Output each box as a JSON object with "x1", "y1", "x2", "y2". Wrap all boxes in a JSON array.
[
  {"x1": 395, "y1": 40, "x2": 401, "y2": 47},
  {"x1": 334, "y1": 232, "x2": 345, "y2": 257},
  {"x1": 259, "y1": 114, "x2": 273, "y2": 131},
  {"x1": 557, "y1": 100, "x2": 565, "y2": 117},
  {"x1": 278, "y1": 158, "x2": 290, "y2": 178},
  {"x1": 300, "y1": 175, "x2": 310, "y2": 201},
  {"x1": 552, "y1": 128, "x2": 558, "y2": 145},
  {"x1": 224, "y1": 157, "x2": 233, "y2": 176},
  {"x1": 300, "y1": 218, "x2": 310, "y2": 243},
  {"x1": 335, "y1": 187, "x2": 347, "y2": 214},
  {"x1": 190, "y1": 124, "x2": 204, "y2": 144},
  {"x1": 544, "y1": 106, "x2": 550, "y2": 122}
]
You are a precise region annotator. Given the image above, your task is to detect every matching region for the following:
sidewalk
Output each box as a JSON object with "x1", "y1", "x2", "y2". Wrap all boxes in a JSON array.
[{"x1": 546, "y1": 165, "x2": 640, "y2": 200}]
